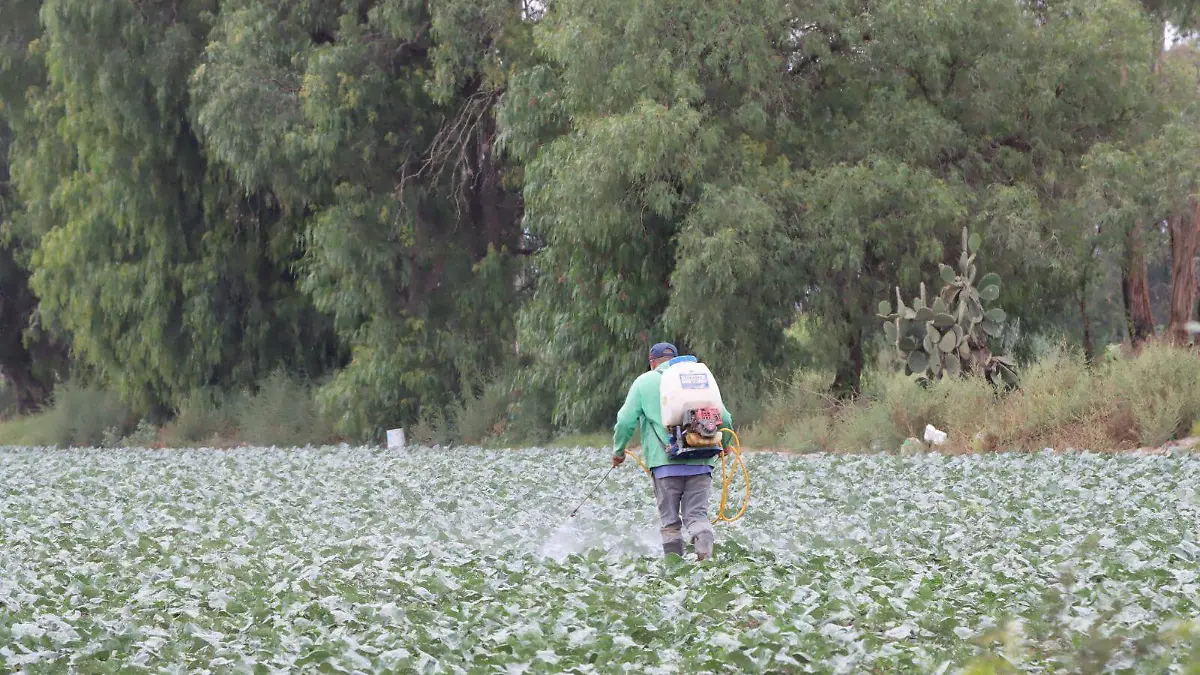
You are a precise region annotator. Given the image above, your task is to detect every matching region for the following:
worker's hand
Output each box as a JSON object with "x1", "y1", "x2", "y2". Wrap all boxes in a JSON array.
[{"x1": 612, "y1": 454, "x2": 626, "y2": 468}]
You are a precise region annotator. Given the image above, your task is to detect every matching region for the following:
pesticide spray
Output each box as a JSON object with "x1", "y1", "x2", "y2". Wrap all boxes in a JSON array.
[
  {"x1": 539, "y1": 467, "x2": 662, "y2": 562},
  {"x1": 537, "y1": 429, "x2": 750, "y2": 561},
  {"x1": 538, "y1": 463, "x2": 660, "y2": 561},
  {"x1": 539, "y1": 355, "x2": 750, "y2": 560},
  {"x1": 538, "y1": 505, "x2": 662, "y2": 562},
  {"x1": 536, "y1": 465, "x2": 620, "y2": 561}
]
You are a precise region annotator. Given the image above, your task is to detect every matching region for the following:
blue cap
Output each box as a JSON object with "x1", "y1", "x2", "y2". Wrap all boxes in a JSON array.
[{"x1": 649, "y1": 342, "x2": 677, "y2": 360}]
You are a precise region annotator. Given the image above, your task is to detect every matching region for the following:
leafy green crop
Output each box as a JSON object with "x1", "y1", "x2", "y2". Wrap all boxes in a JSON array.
[{"x1": 1, "y1": 446, "x2": 1198, "y2": 672}]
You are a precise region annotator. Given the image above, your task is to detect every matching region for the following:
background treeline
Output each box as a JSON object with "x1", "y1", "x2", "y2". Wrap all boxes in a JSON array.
[{"x1": 4, "y1": 0, "x2": 1200, "y2": 449}]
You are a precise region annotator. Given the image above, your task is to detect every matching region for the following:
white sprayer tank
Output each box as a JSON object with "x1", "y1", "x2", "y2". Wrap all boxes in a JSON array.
[{"x1": 660, "y1": 360, "x2": 724, "y2": 427}]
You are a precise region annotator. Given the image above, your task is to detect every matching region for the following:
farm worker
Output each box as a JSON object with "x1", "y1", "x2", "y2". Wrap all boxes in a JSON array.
[{"x1": 611, "y1": 342, "x2": 732, "y2": 560}]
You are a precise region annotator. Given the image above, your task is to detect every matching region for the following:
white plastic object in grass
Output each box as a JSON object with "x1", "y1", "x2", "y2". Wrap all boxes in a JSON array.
[
  {"x1": 924, "y1": 424, "x2": 948, "y2": 446},
  {"x1": 386, "y1": 428, "x2": 406, "y2": 449}
]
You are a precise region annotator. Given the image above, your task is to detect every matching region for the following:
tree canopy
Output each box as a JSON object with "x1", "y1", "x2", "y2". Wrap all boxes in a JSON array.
[{"x1": 2, "y1": 0, "x2": 1199, "y2": 438}]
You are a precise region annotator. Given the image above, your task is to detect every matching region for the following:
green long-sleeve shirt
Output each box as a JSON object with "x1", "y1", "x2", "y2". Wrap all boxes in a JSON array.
[{"x1": 612, "y1": 361, "x2": 733, "y2": 469}]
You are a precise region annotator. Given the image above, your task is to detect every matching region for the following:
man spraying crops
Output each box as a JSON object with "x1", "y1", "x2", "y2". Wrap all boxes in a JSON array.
[{"x1": 612, "y1": 342, "x2": 733, "y2": 560}]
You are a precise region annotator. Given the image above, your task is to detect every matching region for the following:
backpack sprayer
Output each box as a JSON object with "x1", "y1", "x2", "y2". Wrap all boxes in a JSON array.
[
  {"x1": 568, "y1": 356, "x2": 751, "y2": 524},
  {"x1": 629, "y1": 426, "x2": 750, "y2": 525},
  {"x1": 567, "y1": 429, "x2": 749, "y2": 524}
]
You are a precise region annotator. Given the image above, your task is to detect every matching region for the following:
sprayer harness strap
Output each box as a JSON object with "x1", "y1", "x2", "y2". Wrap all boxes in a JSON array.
[{"x1": 626, "y1": 428, "x2": 749, "y2": 525}]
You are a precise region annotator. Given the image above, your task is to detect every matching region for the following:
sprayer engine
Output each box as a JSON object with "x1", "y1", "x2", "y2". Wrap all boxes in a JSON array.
[{"x1": 665, "y1": 406, "x2": 725, "y2": 460}]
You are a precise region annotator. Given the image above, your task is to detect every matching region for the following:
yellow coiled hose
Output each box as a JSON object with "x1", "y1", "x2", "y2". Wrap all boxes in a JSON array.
[{"x1": 626, "y1": 428, "x2": 749, "y2": 524}]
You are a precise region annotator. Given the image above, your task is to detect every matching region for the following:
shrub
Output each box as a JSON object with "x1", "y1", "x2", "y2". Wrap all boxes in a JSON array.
[
  {"x1": 1109, "y1": 343, "x2": 1200, "y2": 447},
  {"x1": 982, "y1": 347, "x2": 1097, "y2": 448},
  {"x1": 715, "y1": 374, "x2": 774, "y2": 433},
  {"x1": 161, "y1": 390, "x2": 238, "y2": 446},
  {"x1": 741, "y1": 342, "x2": 1200, "y2": 452},
  {"x1": 111, "y1": 420, "x2": 159, "y2": 448},
  {"x1": 451, "y1": 381, "x2": 514, "y2": 446},
  {"x1": 235, "y1": 371, "x2": 337, "y2": 447},
  {"x1": 410, "y1": 408, "x2": 453, "y2": 447},
  {"x1": 738, "y1": 370, "x2": 833, "y2": 448},
  {"x1": 833, "y1": 394, "x2": 903, "y2": 452},
  {"x1": 502, "y1": 383, "x2": 557, "y2": 446},
  {"x1": 41, "y1": 382, "x2": 134, "y2": 447},
  {"x1": 775, "y1": 413, "x2": 835, "y2": 453}
]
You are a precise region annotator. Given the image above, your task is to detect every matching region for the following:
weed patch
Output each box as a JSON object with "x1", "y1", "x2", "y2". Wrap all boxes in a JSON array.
[{"x1": 743, "y1": 344, "x2": 1200, "y2": 452}]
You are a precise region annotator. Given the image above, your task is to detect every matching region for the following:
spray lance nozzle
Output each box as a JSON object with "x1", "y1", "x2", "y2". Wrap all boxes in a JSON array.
[{"x1": 568, "y1": 464, "x2": 614, "y2": 518}]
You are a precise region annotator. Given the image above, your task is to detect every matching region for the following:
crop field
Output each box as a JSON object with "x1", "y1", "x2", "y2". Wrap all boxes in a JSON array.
[{"x1": 2, "y1": 447, "x2": 1200, "y2": 673}]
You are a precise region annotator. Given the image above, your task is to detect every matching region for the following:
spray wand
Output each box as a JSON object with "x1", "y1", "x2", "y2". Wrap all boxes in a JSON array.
[
  {"x1": 568, "y1": 465, "x2": 614, "y2": 518},
  {"x1": 567, "y1": 429, "x2": 749, "y2": 523}
]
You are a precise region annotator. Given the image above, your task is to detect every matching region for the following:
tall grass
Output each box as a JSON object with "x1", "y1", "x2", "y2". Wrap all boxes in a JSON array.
[
  {"x1": 409, "y1": 375, "x2": 560, "y2": 448},
  {"x1": 160, "y1": 389, "x2": 239, "y2": 446},
  {"x1": 744, "y1": 343, "x2": 1200, "y2": 453},
  {"x1": 233, "y1": 371, "x2": 338, "y2": 447},
  {"x1": 0, "y1": 373, "x2": 343, "y2": 449},
  {"x1": 739, "y1": 370, "x2": 839, "y2": 451},
  {"x1": 6, "y1": 345, "x2": 1199, "y2": 452},
  {"x1": 160, "y1": 373, "x2": 339, "y2": 447},
  {"x1": 39, "y1": 383, "x2": 134, "y2": 447}
]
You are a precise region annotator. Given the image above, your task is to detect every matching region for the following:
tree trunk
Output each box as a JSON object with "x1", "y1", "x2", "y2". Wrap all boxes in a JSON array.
[
  {"x1": 831, "y1": 321, "x2": 863, "y2": 399},
  {"x1": 1078, "y1": 283, "x2": 1095, "y2": 364},
  {"x1": 477, "y1": 115, "x2": 505, "y2": 256},
  {"x1": 1128, "y1": 17, "x2": 1165, "y2": 348},
  {"x1": 1122, "y1": 223, "x2": 1156, "y2": 346},
  {"x1": 0, "y1": 295, "x2": 53, "y2": 415},
  {"x1": 0, "y1": 249, "x2": 55, "y2": 414},
  {"x1": 832, "y1": 252, "x2": 874, "y2": 398},
  {"x1": 1167, "y1": 199, "x2": 1200, "y2": 344},
  {"x1": 1152, "y1": 19, "x2": 1166, "y2": 76},
  {"x1": 1, "y1": 365, "x2": 51, "y2": 415}
]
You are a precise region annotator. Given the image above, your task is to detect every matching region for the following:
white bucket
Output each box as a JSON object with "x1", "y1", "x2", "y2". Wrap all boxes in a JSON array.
[{"x1": 386, "y1": 428, "x2": 406, "y2": 449}]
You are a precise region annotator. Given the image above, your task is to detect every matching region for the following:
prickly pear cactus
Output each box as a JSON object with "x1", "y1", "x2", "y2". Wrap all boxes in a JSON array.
[{"x1": 878, "y1": 228, "x2": 1019, "y2": 387}]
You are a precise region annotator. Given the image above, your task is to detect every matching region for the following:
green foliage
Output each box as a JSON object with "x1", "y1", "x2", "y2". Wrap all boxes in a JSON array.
[
  {"x1": 0, "y1": 0, "x2": 66, "y2": 414},
  {"x1": 797, "y1": 157, "x2": 970, "y2": 393},
  {"x1": 747, "y1": 343, "x2": 1200, "y2": 452},
  {"x1": 403, "y1": 370, "x2": 521, "y2": 448},
  {"x1": 40, "y1": 382, "x2": 135, "y2": 448},
  {"x1": 450, "y1": 394, "x2": 505, "y2": 447},
  {"x1": 0, "y1": 411, "x2": 53, "y2": 445},
  {"x1": 1075, "y1": 48, "x2": 1200, "y2": 309},
  {"x1": 111, "y1": 420, "x2": 160, "y2": 449},
  {"x1": 507, "y1": 0, "x2": 1162, "y2": 422},
  {"x1": 879, "y1": 228, "x2": 1018, "y2": 386},
  {"x1": 235, "y1": 371, "x2": 336, "y2": 447},
  {"x1": 192, "y1": 0, "x2": 529, "y2": 440},
  {"x1": 5, "y1": 0, "x2": 339, "y2": 416},
  {"x1": 501, "y1": 377, "x2": 559, "y2": 446},
  {"x1": 0, "y1": 237, "x2": 60, "y2": 414},
  {"x1": 1109, "y1": 343, "x2": 1200, "y2": 446},
  {"x1": 503, "y1": 0, "x2": 827, "y2": 426},
  {"x1": 409, "y1": 407, "x2": 453, "y2": 447},
  {"x1": 1, "y1": 0, "x2": 1199, "y2": 441},
  {"x1": 738, "y1": 370, "x2": 836, "y2": 450},
  {"x1": 161, "y1": 390, "x2": 238, "y2": 446}
]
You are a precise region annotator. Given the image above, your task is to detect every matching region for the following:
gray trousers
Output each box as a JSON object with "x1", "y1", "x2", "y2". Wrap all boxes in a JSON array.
[{"x1": 652, "y1": 474, "x2": 715, "y2": 555}]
